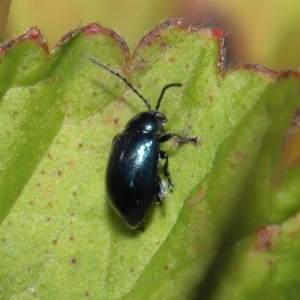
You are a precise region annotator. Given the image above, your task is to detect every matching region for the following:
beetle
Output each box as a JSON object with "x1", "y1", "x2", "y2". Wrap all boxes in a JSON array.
[{"x1": 89, "y1": 57, "x2": 198, "y2": 230}]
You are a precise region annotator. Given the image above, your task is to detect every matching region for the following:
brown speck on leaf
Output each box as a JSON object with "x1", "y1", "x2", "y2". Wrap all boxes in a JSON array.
[
  {"x1": 234, "y1": 151, "x2": 246, "y2": 161},
  {"x1": 67, "y1": 160, "x2": 76, "y2": 167},
  {"x1": 52, "y1": 238, "x2": 58, "y2": 245},
  {"x1": 287, "y1": 228, "x2": 296, "y2": 238},
  {"x1": 188, "y1": 192, "x2": 204, "y2": 210},
  {"x1": 71, "y1": 258, "x2": 77, "y2": 264},
  {"x1": 267, "y1": 260, "x2": 274, "y2": 267},
  {"x1": 57, "y1": 170, "x2": 63, "y2": 177},
  {"x1": 135, "y1": 83, "x2": 142, "y2": 90},
  {"x1": 55, "y1": 76, "x2": 61, "y2": 83},
  {"x1": 69, "y1": 212, "x2": 76, "y2": 224},
  {"x1": 40, "y1": 169, "x2": 46, "y2": 175},
  {"x1": 281, "y1": 107, "x2": 300, "y2": 169},
  {"x1": 31, "y1": 291, "x2": 38, "y2": 298},
  {"x1": 85, "y1": 291, "x2": 90, "y2": 297},
  {"x1": 78, "y1": 143, "x2": 83, "y2": 148},
  {"x1": 164, "y1": 264, "x2": 169, "y2": 271},
  {"x1": 255, "y1": 225, "x2": 281, "y2": 251},
  {"x1": 36, "y1": 182, "x2": 41, "y2": 187},
  {"x1": 69, "y1": 236, "x2": 75, "y2": 242},
  {"x1": 226, "y1": 151, "x2": 245, "y2": 169},
  {"x1": 130, "y1": 267, "x2": 134, "y2": 273}
]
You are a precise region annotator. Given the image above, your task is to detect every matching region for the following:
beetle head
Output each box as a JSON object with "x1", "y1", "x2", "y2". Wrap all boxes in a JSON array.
[{"x1": 125, "y1": 110, "x2": 167, "y2": 134}]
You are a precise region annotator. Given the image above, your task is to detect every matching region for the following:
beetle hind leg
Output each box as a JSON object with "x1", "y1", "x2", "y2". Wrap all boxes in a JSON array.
[
  {"x1": 159, "y1": 151, "x2": 174, "y2": 191},
  {"x1": 156, "y1": 176, "x2": 166, "y2": 204}
]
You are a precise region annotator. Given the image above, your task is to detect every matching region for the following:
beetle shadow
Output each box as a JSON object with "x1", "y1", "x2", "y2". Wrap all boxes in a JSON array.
[
  {"x1": 105, "y1": 197, "x2": 168, "y2": 236},
  {"x1": 104, "y1": 199, "x2": 144, "y2": 237},
  {"x1": 90, "y1": 78, "x2": 142, "y2": 114},
  {"x1": 90, "y1": 78, "x2": 122, "y2": 109},
  {"x1": 147, "y1": 200, "x2": 168, "y2": 225}
]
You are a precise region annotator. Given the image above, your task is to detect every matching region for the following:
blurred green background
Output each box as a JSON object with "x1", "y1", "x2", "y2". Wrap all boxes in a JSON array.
[{"x1": 1, "y1": 0, "x2": 300, "y2": 70}]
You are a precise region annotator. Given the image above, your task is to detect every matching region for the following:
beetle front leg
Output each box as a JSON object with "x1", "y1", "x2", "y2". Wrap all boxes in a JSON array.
[
  {"x1": 159, "y1": 151, "x2": 174, "y2": 190},
  {"x1": 158, "y1": 133, "x2": 198, "y2": 144}
]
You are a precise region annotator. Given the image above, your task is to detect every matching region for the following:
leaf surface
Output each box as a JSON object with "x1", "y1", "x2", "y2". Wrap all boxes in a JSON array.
[{"x1": 0, "y1": 20, "x2": 299, "y2": 299}]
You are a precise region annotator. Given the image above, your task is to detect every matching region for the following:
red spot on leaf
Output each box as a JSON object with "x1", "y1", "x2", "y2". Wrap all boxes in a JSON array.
[
  {"x1": 212, "y1": 29, "x2": 224, "y2": 37},
  {"x1": 26, "y1": 27, "x2": 41, "y2": 40},
  {"x1": 173, "y1": 19, "x2": 182, "y2": 28},
  {"x1": 0, "y1": 26, "x2": 48, "y2": 55},
  {"x1": 85, "y1": 23, "x2": 102, "y2": 35}
]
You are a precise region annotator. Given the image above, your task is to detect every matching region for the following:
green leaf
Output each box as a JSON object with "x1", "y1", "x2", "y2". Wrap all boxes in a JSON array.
[{"x1": 0, "y1": 20, "x2": 299, "y2": 299}]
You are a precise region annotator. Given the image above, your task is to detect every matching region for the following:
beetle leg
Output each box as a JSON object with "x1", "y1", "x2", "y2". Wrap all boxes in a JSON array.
[
  {"x1": 158, "y1": 133, "x2": 198, "y2": 144},
  {"x1": 156, "y1": 176, "x2": 166, "y2": 204},
  {"x1": 159, "y1": 151, "x2": 174, "y2": 190}
]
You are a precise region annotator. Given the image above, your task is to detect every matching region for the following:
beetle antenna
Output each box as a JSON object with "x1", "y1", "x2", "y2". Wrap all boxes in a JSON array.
[
  {"x1": 155, "y1": 83, "x2": 182, "y2": 111},
  {"x1": 89, "y1": 57, "x2": 152, "y2": 110}
]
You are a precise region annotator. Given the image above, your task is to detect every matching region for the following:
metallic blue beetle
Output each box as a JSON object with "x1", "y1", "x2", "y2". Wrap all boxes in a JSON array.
[{"x1": 89, "y1": 58, "x2": 198, "y2": 230}]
